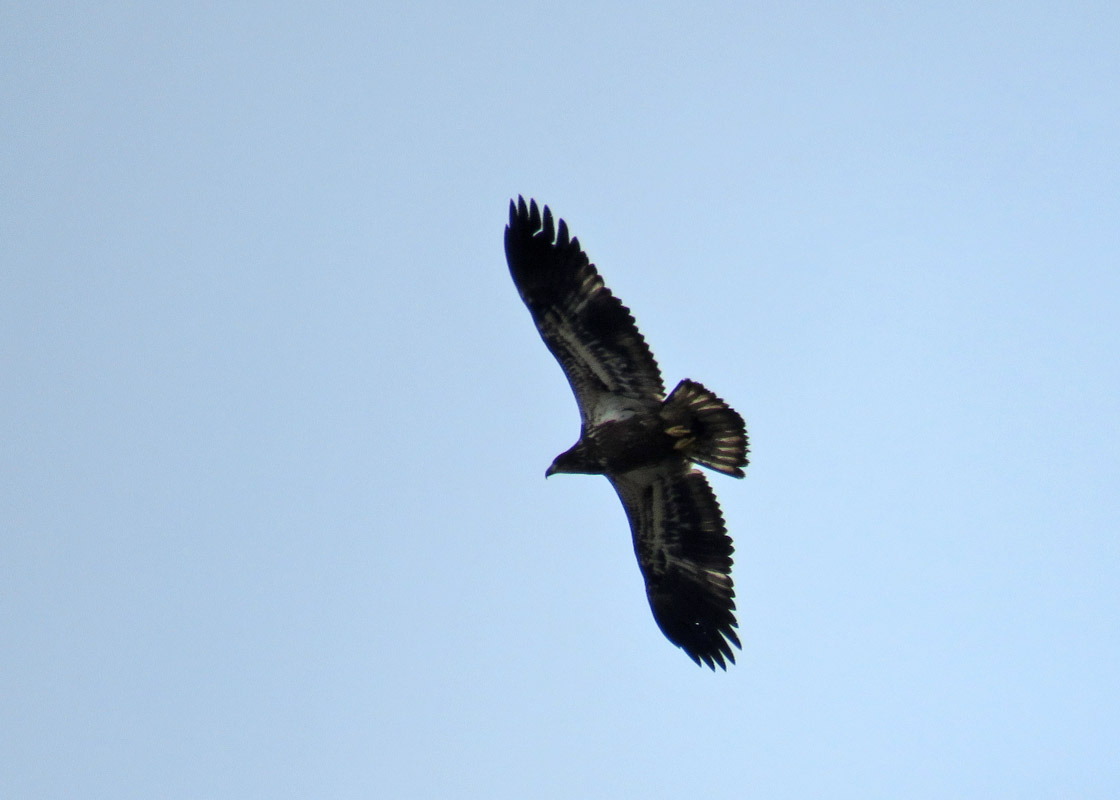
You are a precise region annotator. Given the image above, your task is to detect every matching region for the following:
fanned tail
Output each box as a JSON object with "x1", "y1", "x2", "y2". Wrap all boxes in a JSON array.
[{"x1": 661, "y1": 380, "x2": 749, "y2": 478}]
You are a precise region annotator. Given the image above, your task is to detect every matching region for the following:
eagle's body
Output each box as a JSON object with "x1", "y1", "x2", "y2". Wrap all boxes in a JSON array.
[
  {"x1": 549, "y1": 410, "x2": 672, "y2": 475},
  {"x1": 504, "y1": 197, "x2": 749, "y2": 669}
]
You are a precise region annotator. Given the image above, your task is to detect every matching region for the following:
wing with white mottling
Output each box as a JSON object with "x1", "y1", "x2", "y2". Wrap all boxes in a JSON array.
[
  {"x1": 505, "y1": 197, "x2": 665, "y2": 424},
  {"x1": 609, "y1": 466, "x2": 741, "y2": 669}
]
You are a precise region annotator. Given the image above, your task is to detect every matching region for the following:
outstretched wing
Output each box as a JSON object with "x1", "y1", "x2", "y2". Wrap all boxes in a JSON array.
[
  {"x1": 505, "y1": 197, "x2": 664, "y2": 424},
  {"x1": 609, "y1": 466, "x2": 741, "y2": 669}
]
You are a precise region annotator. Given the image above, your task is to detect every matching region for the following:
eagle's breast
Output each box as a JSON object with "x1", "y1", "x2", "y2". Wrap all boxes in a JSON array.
[{"x1": 588, "y1": 414, "x2": 675, "y2": 474}]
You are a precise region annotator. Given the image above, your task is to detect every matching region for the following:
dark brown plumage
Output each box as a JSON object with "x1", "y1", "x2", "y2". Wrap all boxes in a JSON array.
[{"x1": 504, "y1": 197, "x2": 750, "y2": 669}]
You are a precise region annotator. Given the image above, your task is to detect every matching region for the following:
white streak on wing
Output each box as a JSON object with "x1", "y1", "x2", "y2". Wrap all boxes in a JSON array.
[
  {"x1": 554, "y1": 319, "x2": 615, "y2": 389},
  {"x1": 705, "y1": 568, "x2": 730, "y2": 585},
  {"x1": 654, "y1": 474, "x2": 715, "y2": 580},
  {"x1": 572, "y1": 273, "x2": 604, "y2": 312},
  {"x1": 591, "y1": 394, "x2": 640, "y2": 425}
]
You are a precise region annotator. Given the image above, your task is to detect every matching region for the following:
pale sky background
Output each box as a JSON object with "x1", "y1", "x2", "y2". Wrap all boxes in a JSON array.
[{"x1": 3, "y1": 2, "x2": 1118, "y2": 798}]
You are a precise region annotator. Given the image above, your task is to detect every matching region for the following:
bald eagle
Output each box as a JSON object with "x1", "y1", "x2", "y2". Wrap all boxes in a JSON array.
[{"x1": 505, "y1": 197, "x2": 749, "y2": 669}]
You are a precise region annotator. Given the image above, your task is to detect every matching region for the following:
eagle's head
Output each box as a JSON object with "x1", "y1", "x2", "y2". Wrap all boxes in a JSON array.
[{"x1": 546, "y1": 440, "x2": 599, "y2": 477}]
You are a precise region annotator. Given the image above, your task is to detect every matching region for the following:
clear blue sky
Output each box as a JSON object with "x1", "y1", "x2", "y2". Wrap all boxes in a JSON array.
[{"x1": 3, "y1": 2, "x2": 1118, "y2": 797}]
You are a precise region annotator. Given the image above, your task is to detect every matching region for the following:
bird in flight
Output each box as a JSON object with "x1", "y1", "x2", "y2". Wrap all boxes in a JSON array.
[{"x1": 504, "y1": 197, "x2": 749, "y2": 669}]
